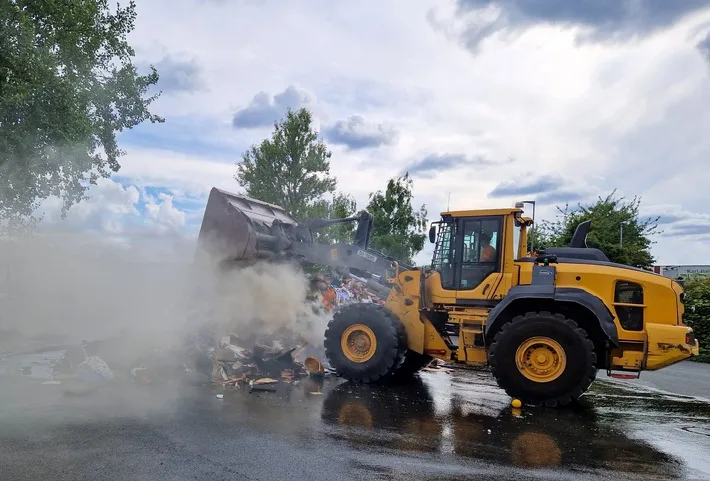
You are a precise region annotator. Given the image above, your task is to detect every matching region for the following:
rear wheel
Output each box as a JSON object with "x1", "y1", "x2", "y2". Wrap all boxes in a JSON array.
[
  {"x1": 488, "y1": 311, "x2": 597, "y2": 407},
  {"x1": 324, "y1": 303, "x2": 406, "y2": 383}
]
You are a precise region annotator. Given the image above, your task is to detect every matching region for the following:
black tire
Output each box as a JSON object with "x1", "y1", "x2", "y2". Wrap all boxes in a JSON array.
[
  {"x1": 488, "y1": 311, "x2": 597, "y2": 407},
  {"x1": 393, "y1": 350, "x2": 434, "y2": 379},
  {"x1": 324, "y1": 303, "x2": 406, "y2": 383}
]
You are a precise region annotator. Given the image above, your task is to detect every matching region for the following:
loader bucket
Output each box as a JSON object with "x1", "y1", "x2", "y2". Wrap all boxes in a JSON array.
[{"x1": 196, "y1": 187, "x2": 302, "y2": 263}]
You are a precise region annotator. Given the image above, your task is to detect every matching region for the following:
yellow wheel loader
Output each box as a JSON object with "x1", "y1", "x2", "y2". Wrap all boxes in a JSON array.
[{"x1": 197, "y1": 187, "x2": 700, "y2": 407}]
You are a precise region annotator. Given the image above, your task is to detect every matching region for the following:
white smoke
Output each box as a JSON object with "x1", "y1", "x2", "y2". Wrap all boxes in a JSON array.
[{"x1": 0, "y1": 228, "x2": 326, "y2": 356}]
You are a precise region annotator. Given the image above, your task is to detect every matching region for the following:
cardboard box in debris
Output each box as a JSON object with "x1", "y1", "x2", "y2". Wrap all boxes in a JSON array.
[{"x1": 51, "y1": 272, "x2": 386, "y2": 390}]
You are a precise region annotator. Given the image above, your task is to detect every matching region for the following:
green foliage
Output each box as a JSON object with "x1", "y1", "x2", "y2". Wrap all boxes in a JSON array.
[
  {"x1": 366, "y1": 172, "x2": 427, "y2": 265},
  {"x1": 527, "y1": 225, "x2": 551, "y2": 253},
  {"x1": 307, "y1": 192, "x2": 358, "y2": 244},
  {"x1": 235, "y1": 108, "x2": 336, "y2": 222},
  {"x1": 0, "y1": 0, "x2": 163, "y2": 227},
  {"x1": 324, "y1": 192, "x2": 358, "y2": 243},
  {"x1": 681, "y1": 277, "x2": 710, "y2": 363},
  {"x1": 536, "y1": 190, "x2": 659, "y2": 269}
]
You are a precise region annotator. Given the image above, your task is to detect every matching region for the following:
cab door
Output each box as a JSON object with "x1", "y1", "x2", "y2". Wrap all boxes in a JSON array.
[{"x1": 455, "y1": 216, "x2": 505, "y2": 303}]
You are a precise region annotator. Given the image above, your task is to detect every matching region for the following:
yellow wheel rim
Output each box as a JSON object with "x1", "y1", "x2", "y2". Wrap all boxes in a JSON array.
[
  {"x1": 341, "y1": 324, "x2": 377, "y2": 363},
  {"x1": 515, "y1": 336, "x2": 566, "y2": 383}
]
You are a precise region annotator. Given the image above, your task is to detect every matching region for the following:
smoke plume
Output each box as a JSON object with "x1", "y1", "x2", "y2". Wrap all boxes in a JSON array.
[{"x1": 0, "y1": 227, "x2": 325, "y2": 358}]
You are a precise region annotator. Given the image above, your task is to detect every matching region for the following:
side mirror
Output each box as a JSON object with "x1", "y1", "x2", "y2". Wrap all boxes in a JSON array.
[{"x1": 428, "y1": 225, "x2": 437, "y2": 244}]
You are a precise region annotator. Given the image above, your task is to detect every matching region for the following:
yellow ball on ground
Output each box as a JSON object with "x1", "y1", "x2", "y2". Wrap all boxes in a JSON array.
[{"x1": 511, "y1": 398, "x2": 522, "y2": 408}]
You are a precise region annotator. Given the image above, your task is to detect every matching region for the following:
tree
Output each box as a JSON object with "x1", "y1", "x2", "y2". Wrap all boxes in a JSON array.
[
  {"x1": 366, "y1": 172, "x2": 428, "y2": 265},
  {"x1": 527, "y1": 225, "x2": 552, "y2": 253},
  {"x1": 235, "y1": 108, "x2": 336, "y2": 222},
  {"x1": 305, "y1": 191, "x2": 358, "y2": 244},
  {"x1": 0, "y1": 0, "x2": 163, "y2": 228},
  {"x1": 679, "y1": 276, "x2": 710, "y2": 363},
  {"x1": 323, "y1": 192, "x2": 358, "y2": 244},
  {"x1": 536, "y1": 191, "x2": 659, "y2": 269}
]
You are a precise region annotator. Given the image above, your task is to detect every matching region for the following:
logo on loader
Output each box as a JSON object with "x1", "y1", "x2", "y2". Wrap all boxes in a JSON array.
[{"x1": 357, "y1": 249, "x2": 378, "y2": 263}]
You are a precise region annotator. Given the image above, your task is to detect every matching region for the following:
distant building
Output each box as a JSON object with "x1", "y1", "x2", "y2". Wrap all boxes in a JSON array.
[{"x1": 654, "y1": 265, "x2": 710, "y2": 280}]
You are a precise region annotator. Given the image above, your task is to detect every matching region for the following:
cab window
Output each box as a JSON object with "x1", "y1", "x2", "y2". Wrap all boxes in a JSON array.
[
  {"x1": 431, "y1": 220, "x2": 456, "y2": 290},
  {"x1": 459, "y1": 217, "x2": 502, "y2": 290}
]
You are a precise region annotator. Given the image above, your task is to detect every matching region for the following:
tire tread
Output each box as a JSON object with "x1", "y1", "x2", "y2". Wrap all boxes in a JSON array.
[
  {"x1": 489, "y1": 311, "x2": 597, "y2": 407},
  {"x1": 324, "y1": 303, "x2": 407, "y2": 383}
]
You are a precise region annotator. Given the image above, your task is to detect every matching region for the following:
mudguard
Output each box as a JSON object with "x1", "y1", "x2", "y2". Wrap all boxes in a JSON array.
[{"x1": 484, "y1": 285, "x2": 619, "y2": 346}]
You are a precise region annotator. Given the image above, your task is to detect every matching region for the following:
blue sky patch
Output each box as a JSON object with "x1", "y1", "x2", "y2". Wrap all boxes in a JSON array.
[{"x1": 118, "y1": 120, "x2": 246, "y2": 159}]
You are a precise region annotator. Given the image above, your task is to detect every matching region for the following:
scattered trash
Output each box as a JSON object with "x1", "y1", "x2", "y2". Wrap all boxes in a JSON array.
[
  {"x1": 41, "y1": 380, "x2": 62, "y2": 385},
  {"x1": 75, "y1": 355, "x2": 114, "y2": 382},
  {"x1": 216, "y1": 394, "x2": 224, "y2": 399},
  {"x1": 253, "y1": 377, "x2": 279, "y2": 384},
  {"x1": 304, "y1": 356, "x2": 325, "y2": 377},
  {"x1": 248, "y1": 378, "x2": 279, "y2": 392},
  {"x1": 308, "y1": 272, "x2": 386, "y2": 311},
  {"x1": 421, "y1": 358, "x2": 456, "y2": 374},
  {"x1": 203, "y1": 271, "x2": 383, "y2": 389}
]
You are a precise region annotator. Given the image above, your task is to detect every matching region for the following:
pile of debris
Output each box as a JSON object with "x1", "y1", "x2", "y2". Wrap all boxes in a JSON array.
[
  {"x1": 210, "y1": 333, "x2": 327, "y2": 391},
  {"x1": 306, "y1": 272, "x2": 386, "y2": 312},
  {"x1": 207, "y1": 272, "x2": 386, "y2": 390}
]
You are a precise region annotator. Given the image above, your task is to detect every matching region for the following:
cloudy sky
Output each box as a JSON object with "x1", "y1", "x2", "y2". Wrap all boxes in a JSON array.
[{"x1": 36, "y1": 0, "x2": 710, "y2": 265}]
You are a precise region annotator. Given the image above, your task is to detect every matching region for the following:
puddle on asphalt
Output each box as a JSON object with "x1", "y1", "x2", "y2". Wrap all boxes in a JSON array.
[
  {"x1": 313, "y1": 370, "x2": 710, "y2": 480},
  {"x1": 584, "y1": 380, "x2": 710, "y2": 479}
]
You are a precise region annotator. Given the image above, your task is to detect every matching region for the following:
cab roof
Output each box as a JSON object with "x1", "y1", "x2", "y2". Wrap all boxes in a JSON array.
[{"x1": 440, "y1": 208, "x2": 523, "y2": 218}]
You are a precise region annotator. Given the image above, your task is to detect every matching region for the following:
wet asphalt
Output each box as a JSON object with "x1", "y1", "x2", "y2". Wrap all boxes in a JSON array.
[{"x1": 0, "y1": 354, "x2": 709, "y2": 481}]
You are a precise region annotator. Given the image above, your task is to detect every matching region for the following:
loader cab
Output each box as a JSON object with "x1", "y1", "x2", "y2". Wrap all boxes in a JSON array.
[{"x1": 428, "y1": 208, "x2": 522, "y2": 302}]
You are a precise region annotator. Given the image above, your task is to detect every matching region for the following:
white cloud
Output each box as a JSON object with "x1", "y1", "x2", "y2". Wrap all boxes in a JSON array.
[
  {"x1": 34, "y1": 178, "x2": 189, "y2": 253},
  {"x1": 35, "y1": 178, "x2": 141, "y2": 231},
  {"x1": 144, "y1": 193, "x2": 187, "y2": 234},
  {"x1": 53, "y1": 0, "x2": 710, "y2": 266}
]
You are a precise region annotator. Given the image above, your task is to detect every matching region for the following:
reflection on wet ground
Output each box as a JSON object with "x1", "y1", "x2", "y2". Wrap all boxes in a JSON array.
[
  {"x1": 316, "y1": 370, "x2": 709, "y2": 480},
  {"x1": 1, "y1": 354, "x2": 709, "y2": 481}
]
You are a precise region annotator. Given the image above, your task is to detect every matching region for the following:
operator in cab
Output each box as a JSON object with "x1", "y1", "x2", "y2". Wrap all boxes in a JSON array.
[{"x1": 480, "y1": 231, "x2": 496, "y2": 262}]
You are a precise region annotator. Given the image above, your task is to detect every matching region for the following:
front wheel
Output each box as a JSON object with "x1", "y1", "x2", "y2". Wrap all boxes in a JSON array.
[
  {"x1": 324, "y1": 303, "x2": 406, "y2": 383},
  {"x1": 488, "y1": 311, "x2": 597, "y2": 407}
]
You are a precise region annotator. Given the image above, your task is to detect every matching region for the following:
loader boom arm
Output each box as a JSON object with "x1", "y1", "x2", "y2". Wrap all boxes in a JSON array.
[
  {"x1": 290, "y1": 241, "x2": 409, "y2": 280},
  {"x1": 303, "y1": 211, "x2": 373, "y2": 250},
  {"x1": 195, "y1": 187, "x2": 411, "y2": 280}
]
